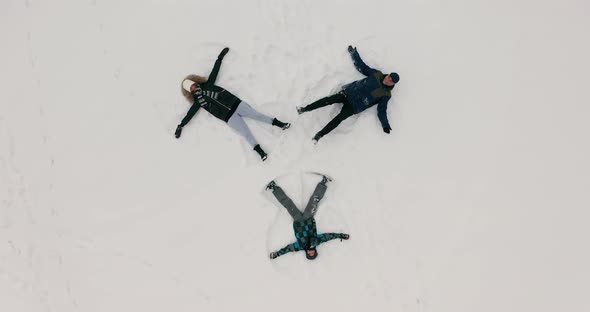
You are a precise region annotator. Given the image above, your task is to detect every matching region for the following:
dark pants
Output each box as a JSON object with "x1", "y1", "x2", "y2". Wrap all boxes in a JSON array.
[
  {"x1": 302, "y1": 92, "x2": 355, "y2": 139},
  {"x1": 270, "y1": 179, "x2": 328, "y2": 221}
]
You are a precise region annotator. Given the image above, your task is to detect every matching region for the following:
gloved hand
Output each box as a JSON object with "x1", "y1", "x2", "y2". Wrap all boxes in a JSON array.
[
  {"x1": 341, "y1": 234, "x2": 350, "y2": 240},
  {"x1": 175, "y1": 125, "x2": 183, "y2": 138},
  {"x1": 269, "y1": 252, "x2": 278, "y2": 259},
  {"x1": 219, "y1": 47, "x2": 229, "y2": 58},
  {"x1": 383, "y1": 125, "x2": 392, "y2": 134},
  {"x1": 347, "y1": 45, "x2": 357, "y2": 54}
]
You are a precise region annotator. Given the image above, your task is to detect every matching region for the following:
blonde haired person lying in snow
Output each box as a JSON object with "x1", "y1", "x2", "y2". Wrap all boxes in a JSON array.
[{"x1": 176, "y1": 47, "x2": 290, "y2": 161}]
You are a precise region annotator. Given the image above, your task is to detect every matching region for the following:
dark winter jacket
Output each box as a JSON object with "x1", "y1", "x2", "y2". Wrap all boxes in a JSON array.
[
  {"x1": 272, "y1": 217, "x2": 348, "y2": 258},
  {"x1": 342, "y1": 49, "x2": 393, "y2": 129},
  {"x1": 179, "y1": 51, "x2": 242, "y2": 126}
]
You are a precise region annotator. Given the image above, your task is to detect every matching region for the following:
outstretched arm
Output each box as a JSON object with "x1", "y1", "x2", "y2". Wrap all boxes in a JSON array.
[
  {"x1": 206, "y1": 47, "x2": 229, "y2": 86},
  {"x1": 348, "y1": 46, "x2": 376, "y2": 76},
  {"x1": 269, "y1": 242, "x2": 303, "y2": 259},
  {"x1": 317, "y1": 233, "x2": 349, "y2": 244},
  {"x1": 175, "y1": 103, "x2": 200, "y2": 138},
  {"x1": 377, "y1": 97, "x2": 392, "y2": 133},
  {"x1": 179, "y1": 103, "x2": 200, "y2": 127}
]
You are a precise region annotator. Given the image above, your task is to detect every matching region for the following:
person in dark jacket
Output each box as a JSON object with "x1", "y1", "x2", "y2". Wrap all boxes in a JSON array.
[
  {"x1": 176, "y1": 47, "x2": 290, "y2": 161},
  {"x1": 266, "y1": 176, "x2": 349, "y2": 260},
  {"x1": 297, "y1": 46, "x2": 399, "y2": 143}
]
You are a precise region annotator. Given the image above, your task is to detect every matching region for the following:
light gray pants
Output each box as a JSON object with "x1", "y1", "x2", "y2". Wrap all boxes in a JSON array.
[
  {"x1": 270, "y1": 180, "x2": 328, "y2": 221},
  {"x1": 227, "y1": 102, "x2": 274, "y2": 147}
]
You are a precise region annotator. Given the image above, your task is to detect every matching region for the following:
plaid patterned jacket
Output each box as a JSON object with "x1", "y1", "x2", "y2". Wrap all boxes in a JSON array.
[{"x1": 273, "y1": 217, "x2": 348, "y2": 257}]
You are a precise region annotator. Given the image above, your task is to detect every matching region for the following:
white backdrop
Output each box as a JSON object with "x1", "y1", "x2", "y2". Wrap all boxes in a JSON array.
[{"x1": 1, "y1": 0, "x2": 590, "y2": 311}]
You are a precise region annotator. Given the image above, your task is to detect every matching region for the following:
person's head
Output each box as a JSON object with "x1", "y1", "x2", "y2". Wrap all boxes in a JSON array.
[
  {"x1": 183, "y1": 79, "x2": 197, "y2": 93},
  {"x1": 383, "y1": 72, "x2": 400, "y2": 87},
  {"x1": 305, "y1": 248, "x2": 318, "y2": 260},
  {"x1": 180, "y1": 75, "x2": 208, "y2": 103}
]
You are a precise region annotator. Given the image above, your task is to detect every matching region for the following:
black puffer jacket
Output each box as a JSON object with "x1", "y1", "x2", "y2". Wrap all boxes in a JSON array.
[{"x1": 179, "y1": 49, "x2": 241, "y2": 125}]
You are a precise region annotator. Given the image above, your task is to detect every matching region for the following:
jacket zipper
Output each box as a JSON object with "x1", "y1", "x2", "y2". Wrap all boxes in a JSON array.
[
  {"x1": 208, "y1": 90, "x2": 232, "y2": 111},
  {"x1": 209, "y1": 97, "x2": 231, "y2": 111}
]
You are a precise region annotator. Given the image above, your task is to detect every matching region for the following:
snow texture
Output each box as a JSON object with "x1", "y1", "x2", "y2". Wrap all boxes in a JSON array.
[{"x1": 2, "y1": 0, "x2": 590, "y2": 311}]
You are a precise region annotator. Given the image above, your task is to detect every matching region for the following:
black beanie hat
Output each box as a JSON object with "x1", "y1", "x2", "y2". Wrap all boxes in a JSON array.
[{"x1": 390, "y1": 72, "x2": 400, "y2": 83}]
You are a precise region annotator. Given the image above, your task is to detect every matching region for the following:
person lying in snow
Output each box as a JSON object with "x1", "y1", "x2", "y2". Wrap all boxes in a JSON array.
[
  {"x1": 296, "y1": 46, "x2": 399, "y2": 144},
  {"x1": 266, "y1": 176, "x2": 349, "y2": 260},
  {"x1": 176, "y1": 47, "x2": 290, "y2": 161}
]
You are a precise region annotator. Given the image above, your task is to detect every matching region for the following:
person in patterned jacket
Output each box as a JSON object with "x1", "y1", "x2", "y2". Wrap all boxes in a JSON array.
[
  {"x1": 176, "y1": 47, "x2": 290, "y2": 161},
  {"x1": 297, "y1": 45, "x2": 400, "y2": 144},
  {"x1": 266, "y1": 176, "x2": 349, "y2": 260}
]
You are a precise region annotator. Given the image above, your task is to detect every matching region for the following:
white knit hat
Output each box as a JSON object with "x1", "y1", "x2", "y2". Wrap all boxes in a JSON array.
[{"x1": 182, "y1": 79, "x2": 196, "y2": 92}]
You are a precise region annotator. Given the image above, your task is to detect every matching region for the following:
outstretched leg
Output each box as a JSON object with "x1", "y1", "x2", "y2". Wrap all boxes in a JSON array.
[
  {"x1": 300, "y1": 92, "x2": 347, "y2": 113},
  {"x1": 302, "y1": 177, "x2": 330, "y2": 218},
  {"x1": 266, "y1": 181, "x2": 302, "y2": 219},
  {"x1": 235, "y1": 102, "x2": 274, "y2": 124},
  {"x1": 313, "y1": 105, "x2": 355, "y2": 142},
  {"x1": 227, "y1": 113, "x2": 259, "y2": 147}
]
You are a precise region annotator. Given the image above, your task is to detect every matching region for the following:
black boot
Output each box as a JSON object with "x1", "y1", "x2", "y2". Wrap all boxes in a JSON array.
[
  {"x1": 272, "y1": 118, "x2": 290, "y2": 130},
  {"x1": 266, "y1": 181, "x2": 277, "y2": 191},
  {"x1": 254, "y1": 144, "x2": 267, "y2": 161},
  {"x1": 296, "y1": 106, "x2": 305, "y2": 114}
]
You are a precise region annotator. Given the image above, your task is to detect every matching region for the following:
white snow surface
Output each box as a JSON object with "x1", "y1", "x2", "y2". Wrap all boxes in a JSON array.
[{"x1": 2, "y1": 0, "x2": 590, "y2": 311}]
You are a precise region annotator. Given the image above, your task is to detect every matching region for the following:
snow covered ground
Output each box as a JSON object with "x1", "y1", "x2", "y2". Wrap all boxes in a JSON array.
[{"x1": 2, "y1": 0, "x2": 590, "y2": 311}]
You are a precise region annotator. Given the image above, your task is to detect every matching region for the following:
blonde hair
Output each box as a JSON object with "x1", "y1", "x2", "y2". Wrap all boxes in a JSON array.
[{"x1": 180, "y1": 75, "x2": 208, "y2": 103}]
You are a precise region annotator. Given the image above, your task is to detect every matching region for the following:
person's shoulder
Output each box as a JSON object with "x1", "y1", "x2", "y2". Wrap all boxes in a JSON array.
[
  {"x1": 374, "y1": 88, "x2": 392, "y2": 99},
  {"x1": 205, "y1": 83, "x2": 223, "y2": 90},
  {"x1": 369, "y1": 70, "x2": 384, "y2": 81}
]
